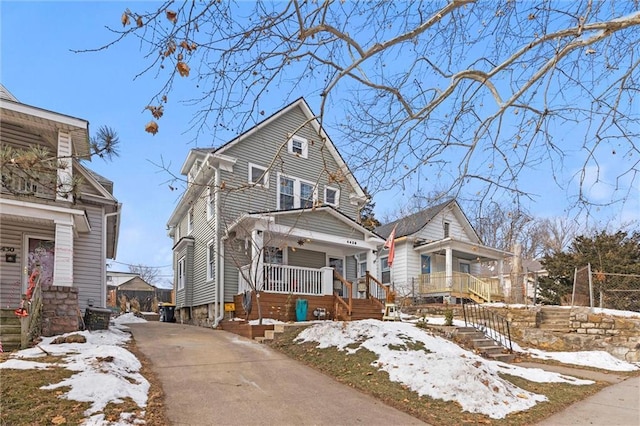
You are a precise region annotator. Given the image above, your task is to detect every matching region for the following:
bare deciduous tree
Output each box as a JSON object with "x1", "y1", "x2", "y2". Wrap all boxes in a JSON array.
[
  {"x1": 128, "y1": 263, "x2": 161, "y2": 285},
  {"x1": 96, "y1": 1, "x2": 639, "y2": 211}
]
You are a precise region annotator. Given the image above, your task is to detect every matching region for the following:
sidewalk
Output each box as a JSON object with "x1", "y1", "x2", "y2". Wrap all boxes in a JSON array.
[
  {"x1": 525, "y1": 362, "x2": 640, "y2": 426},
  {"x1": 127, "y1": 321, "x2": 426, "y2": 425}
]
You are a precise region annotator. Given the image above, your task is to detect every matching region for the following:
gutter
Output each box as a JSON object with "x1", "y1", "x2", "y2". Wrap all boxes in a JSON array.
[
  {"x1": 212, "y1": 168, "x2": 225, "y2": 328},
  {"x1": 102, "y1": 208, "x2": 121, "y2": 308}
]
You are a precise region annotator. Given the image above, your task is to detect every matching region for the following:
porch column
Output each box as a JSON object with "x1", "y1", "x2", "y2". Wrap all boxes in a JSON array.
[
  {"x1": 498, "y1": 258, "x2": 505, "y2": 299},
  {"x1": 53, "y1": 221, "x2": 73, "y2": 286},
  {"x1": 56, "y1": 131, "x2": 73, "y2": 201},
  {"x1": 251, "y1": 229, "x2": 264, "y2": 290},
  {"x1": 445, "y1": 247, "x2": 453, "y2": 289},
  {"x1": 321, "y1": 267, "x2": 333, "y2": 295},
  {"x1": 366, "y1": 249, "x2": 376, "y2": 280}
]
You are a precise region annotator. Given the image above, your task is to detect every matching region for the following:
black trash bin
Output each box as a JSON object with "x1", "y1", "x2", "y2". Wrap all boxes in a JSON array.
[{"x1": 159, "y1": 303, "x2": 176, "y2": 323}]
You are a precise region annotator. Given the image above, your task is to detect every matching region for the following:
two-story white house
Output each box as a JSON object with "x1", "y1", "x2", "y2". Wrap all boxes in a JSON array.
[
  {"x1": 0, "y1": 84, "x2": 120, "y2": 340},
  {"x1": 167, "y1": 98, "x2": 385, "y2": 326},
  {"x1": 375, "y1": 199, "x2": 512, "y2": 304}
]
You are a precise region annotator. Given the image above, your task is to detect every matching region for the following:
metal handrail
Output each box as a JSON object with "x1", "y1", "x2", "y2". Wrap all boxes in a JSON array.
[{"x1": 462, "y1": 303, "x2": 513, "y2": 353}]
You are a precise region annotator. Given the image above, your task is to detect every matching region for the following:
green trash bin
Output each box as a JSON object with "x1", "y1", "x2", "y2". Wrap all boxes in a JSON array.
[{"x1": 295, "y1": 299, "x2": 308, "y2": 322}]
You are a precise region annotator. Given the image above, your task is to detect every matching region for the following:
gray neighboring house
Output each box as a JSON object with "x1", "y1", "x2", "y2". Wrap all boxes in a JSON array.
[
  {"x1": 0, "y1": 84, "x2": 121, "y2": 335},
  {"x1": 167, "y1": 98, "x2": 385, "y2": 326}
]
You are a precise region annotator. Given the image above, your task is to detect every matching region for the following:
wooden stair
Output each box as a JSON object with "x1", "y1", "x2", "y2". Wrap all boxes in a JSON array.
[
  {"x1": 539, "y1": 306, "x2": 571, "y2": 332},
  {"x1": 336, "y1": 298, "x2": 383, "y2": 321},
  {"x1": 455, "y1": 326, "x2": 515, "y2": 362},
  {"x1": 1, "y1": 308, "x2": 22, "y2": 352}
]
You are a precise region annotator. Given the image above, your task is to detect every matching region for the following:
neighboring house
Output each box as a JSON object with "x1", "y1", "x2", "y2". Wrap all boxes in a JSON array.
[
  {"x1": 481, "y1": 258, "x2": 547, "y2": 304},
  {"x1": 167, "y1": 98, "x2": 385, "y2": 326},
  {"x1": 106, "y1": 271, "x2": 172, "y2": 311},
  {"x1": 375, "y1": 200, "x2": 512, "y2": 304},
  {"x1": 0, "y1": 84, "x2": 120, "y2": 335}
]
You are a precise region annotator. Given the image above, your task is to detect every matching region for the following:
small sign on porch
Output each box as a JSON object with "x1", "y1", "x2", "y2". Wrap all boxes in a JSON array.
[{"x1": 224, "y1": 303, "x2": 235, "y2": 312}]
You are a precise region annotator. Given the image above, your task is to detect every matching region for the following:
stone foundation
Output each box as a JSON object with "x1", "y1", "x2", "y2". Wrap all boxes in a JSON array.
[{"x1": 41, "y1": 286, "x2": 80, "y2": 337}]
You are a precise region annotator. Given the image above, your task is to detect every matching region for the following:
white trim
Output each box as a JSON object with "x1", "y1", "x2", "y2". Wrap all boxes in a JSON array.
[
  {"x1": 288, "y1": 135, "x2": 308, "y2": 158},
  {"x1": 248, "y1": 162, "x2": 269, "y2": 187},
  {"x1": 177, "y1": 256, "x2": 186, "y2": 291},
  {"x1": 0, "y1": 98, "x2": 88, "y2": 129},
  {"x1": 187, "y1": 207, "x2": 194, "y2": 234},
  {"x1": 206, "y1": 186, "x2": 214, "y2": 221},
  {"x1": 324, "y1": 186, "x2": 340, "y2": 207}
]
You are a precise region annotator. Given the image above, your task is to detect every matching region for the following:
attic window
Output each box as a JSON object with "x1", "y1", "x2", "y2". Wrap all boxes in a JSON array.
[
  {"x1": 288, "y1": 136, "x2": 308, "y2": 158},
  {"x1": 444, "y1": 222, "x2": 450, "y2": 238},
  {"x1": 325, "y1": 186, "x2": 339, "y2": 207}
]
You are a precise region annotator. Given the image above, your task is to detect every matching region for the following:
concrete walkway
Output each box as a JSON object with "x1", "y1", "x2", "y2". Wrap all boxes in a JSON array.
[{"x1": 127, "y1": 322, "x2": 426, "y2": 425}]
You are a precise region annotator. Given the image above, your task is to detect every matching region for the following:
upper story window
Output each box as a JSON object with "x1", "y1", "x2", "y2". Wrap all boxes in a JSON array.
[
  {"x1": 288, "y1": 135, "x2": 308, "y2": 158},
  {"x1": 177, "y1": 257, "x2": 186, "y2": 290},
  {"x1": 444, "y1": 221, "x2": 450, "y2": 238},
  {"x1": 278, "y1": 173, "x2": 316, "y2": 210},
  {"x1": 248, "y1": 163, "x2": 269, "y2": 187},
  {"x1": 187, "y1": 208, "x2": 194, "y2": 234},
  {"x1": 324, "y1": 186, "x2": 339, "y2": 207}
]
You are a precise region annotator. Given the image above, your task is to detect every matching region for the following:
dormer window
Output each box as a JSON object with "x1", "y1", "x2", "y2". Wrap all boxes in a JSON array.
[{"x1": 288, "y1": 135, "x2": 308, "y2": 158}]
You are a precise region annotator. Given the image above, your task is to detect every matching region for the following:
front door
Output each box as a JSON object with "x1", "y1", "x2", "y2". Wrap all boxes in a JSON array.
[
  {"x1": 329, "y1": 257, "x2": 345, "y2": 296},
  {"x1": 420, "y1": 255, "x2": 431, "y2": 287},
  {"x1": 25, "y1": 237, "x2": 55, "y2": 291}
]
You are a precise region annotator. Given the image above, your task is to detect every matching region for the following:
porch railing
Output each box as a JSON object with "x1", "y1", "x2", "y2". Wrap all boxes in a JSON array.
[
  {"x1": 238, "y1": 263, "x2": 332, "y2": 296},
  {"x1": 418, "y1": 271, "x2": 502, "y2": 303}
]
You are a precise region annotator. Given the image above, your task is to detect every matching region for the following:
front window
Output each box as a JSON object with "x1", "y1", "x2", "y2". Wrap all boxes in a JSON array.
[
  {"x1": 357, "y1": 253, "x2": 367, "y2": 278},
  {"x1": 177, "y1": 257, "x2": 186, "y2": 290},
  {"x1": 381, "y1": 256, "x2": 390, "y2": 284},
  {"x1": 277, "y1": 173, "x2": 317, "y2": 210},
  {"x1": 264, "y1": 246, "x2": 283, "y2": 264},
  {"x1": 207, "y1": 240, "x2": 215, "y2": 281}
]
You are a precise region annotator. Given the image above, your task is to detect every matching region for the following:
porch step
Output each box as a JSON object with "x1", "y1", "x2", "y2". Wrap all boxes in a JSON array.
[
  {"x1": 0, "y1": 309, "x2": 22, "y2": 352},
  {"x1": 539, "y1": 307, "x2": 571, "y2": 332},
  {"x1": 454, "y1": 327, "x2": 514, "y2": 362}
]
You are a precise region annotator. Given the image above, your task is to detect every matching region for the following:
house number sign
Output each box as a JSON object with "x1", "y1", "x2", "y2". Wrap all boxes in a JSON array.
[
  {"x1": 346, "y1": 240, "x2": 358, "y2": 245},
  {"x1": 1, "y1": 246, "x2": 15, "y2": 252}
]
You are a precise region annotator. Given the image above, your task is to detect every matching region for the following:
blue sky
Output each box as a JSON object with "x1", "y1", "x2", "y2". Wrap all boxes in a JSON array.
[{"x1": 2, "y1": 2, "x2": 638, "y2": 286}]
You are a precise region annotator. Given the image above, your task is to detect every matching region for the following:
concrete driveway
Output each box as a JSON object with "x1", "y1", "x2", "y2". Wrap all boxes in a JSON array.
[{"x1": 127, "y1": 322, "x2": 426, "y2": 426}]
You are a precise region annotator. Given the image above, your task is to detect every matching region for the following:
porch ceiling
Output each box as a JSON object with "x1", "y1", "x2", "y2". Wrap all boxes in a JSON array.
[{"x1": 414, "y1": 238, "x2": 512, "y2": 262}]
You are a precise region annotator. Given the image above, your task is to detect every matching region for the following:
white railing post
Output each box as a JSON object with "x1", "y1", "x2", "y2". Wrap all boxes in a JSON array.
[{"x1": 321, "y1": 267, "x2": 333, "y2": 295}]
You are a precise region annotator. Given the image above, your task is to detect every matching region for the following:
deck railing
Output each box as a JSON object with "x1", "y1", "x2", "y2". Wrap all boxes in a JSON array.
[{"x1": 418, "y1": 272, "x2": 502, "y2": 302}]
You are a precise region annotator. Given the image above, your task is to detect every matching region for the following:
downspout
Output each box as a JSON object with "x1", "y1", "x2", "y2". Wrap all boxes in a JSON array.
[
  {"x1": 103, "y1": 207, "x2": 121, "y2": 308},
  {"x1": 212, "y1": 168, "x2": 225, "y2": 328}
]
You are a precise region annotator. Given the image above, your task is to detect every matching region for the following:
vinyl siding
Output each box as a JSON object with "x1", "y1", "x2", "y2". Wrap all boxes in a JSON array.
[
  {"x1": 73, "y1": 205, "x2": 105, "y2": 310},
  {"x1": 190, "y1": 190, "x2": 217, "y2": 307},
  {"x1": 0, "y1": 221, "x2": 54, "y2": 307},
  {"x1": 223, "y1": 239, "x2": 250, "y2": 302},
  {"x1": 218, "y1": 105, "x2": 361, "y2": 225},
  {"x1": 288, "y1": 248, "x2": 325, "y2": 269},
  {"x1": 415, "y1": 210, "x2": 474, "y2": 243},
  {"x1": 274, "y1": 210, "x2": 364, "y2": 240}
]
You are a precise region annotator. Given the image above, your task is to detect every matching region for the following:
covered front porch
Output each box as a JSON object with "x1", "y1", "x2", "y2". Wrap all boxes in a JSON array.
[
  {"x1": 228, "y1": 207, "x2": 388, "y2": 319},
  {"x1": 413, "y1": 238, "x2": 512, "y2": 304}
]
